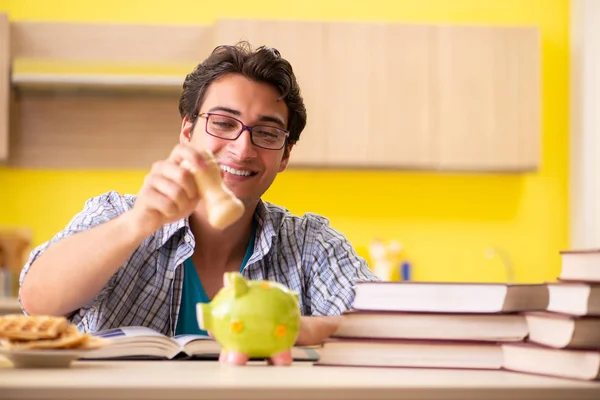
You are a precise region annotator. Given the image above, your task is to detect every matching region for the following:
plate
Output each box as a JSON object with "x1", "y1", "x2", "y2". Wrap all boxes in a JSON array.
[{"x1": 0, "y1": 348, "x2": 92, "y2": 368}]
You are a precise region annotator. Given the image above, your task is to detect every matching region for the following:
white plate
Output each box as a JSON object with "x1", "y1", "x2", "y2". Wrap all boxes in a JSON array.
[{"x1": 0, "y1": 348, "x2": 93, "y2": 368}]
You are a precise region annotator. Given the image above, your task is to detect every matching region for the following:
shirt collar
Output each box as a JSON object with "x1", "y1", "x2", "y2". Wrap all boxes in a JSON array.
[
  {"x1": 249, "y1": 200, "x2": 278, "y2": 264},
  {"x1": 155, "y1": 199, "x2": 279, "y2": 263},
  {"x1": 157, "y1": 217, "x2": 189, "y2": 250}
]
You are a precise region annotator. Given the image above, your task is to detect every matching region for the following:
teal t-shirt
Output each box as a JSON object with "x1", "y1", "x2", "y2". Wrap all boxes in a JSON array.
[{"x1": 174, "y1": 221, "x2": 256, "y2": 336}]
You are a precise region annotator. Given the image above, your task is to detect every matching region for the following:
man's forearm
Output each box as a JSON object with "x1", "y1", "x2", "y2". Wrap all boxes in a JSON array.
[
  {"x1": 296, "y1": 316, "x2": 342, "y2": 346},
  {"x1": 19, "y1": 211, "x2": 149, "y2": 317}
]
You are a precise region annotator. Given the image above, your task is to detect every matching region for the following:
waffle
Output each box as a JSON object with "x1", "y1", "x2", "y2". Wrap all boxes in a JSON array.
[
  {"x1": 0, "y1": 314, "x2": 69, "y2": 340},
  {"x1": 0, "y1": 314, "x2": 109, "y2": 351}
]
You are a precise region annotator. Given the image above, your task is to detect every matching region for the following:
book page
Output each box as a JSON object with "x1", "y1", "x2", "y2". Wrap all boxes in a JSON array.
[
  {"x1": 173, "y1": 334, "x2": 212, "y2": 347},
  {"x1": 85, "y1": 327, "x2": 180, "y2": 359},
  {"x1": 94, "y1": 326, "x2": 169, "y2": 339}
]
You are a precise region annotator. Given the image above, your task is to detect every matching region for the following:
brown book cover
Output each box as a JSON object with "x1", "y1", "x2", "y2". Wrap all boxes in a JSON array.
[{"x1": 559, "y1": 249, "x2": 600, "y2": 254}]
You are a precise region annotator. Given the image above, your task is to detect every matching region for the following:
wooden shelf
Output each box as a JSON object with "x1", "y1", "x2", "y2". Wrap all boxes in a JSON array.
[
  {"x1": 10, "y1": 59, "x2": 191, "y2": 92},
  {"x1": 12, "y1": 72, "x2": 185, "y2": 92}
]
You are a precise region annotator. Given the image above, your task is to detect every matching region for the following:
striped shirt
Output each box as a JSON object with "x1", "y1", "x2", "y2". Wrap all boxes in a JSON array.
[{"x1": 19, "y1": 191, "x2": 380, "y2": 335}]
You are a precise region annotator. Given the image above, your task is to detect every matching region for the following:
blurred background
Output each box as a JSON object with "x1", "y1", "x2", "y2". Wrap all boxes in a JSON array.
[{"x1": 0, "y1": 0, "x2": 572, "y2": 303}]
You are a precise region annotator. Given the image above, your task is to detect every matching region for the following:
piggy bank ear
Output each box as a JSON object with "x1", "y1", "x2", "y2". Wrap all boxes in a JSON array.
[
  {"x1": 224, "y1": 272, "x2": 249, "y2": 298},
  {"x1": 234, "y1": 278, "x2": 249, "y2": 297},
  {"x1": 223, "y1": 272, "x2": 242, "y2": 286}
]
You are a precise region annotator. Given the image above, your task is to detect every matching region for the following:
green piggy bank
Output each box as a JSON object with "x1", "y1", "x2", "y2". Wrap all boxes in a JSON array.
[{"x1": 197, "y1": 272, "x2": 301, "y2": 366}]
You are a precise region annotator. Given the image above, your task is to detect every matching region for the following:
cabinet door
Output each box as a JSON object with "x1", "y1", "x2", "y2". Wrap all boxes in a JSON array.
[
  {"x1": 0, "y1": 13, "x2": 9, "y2": 162},
  {"x1": 433, "y1": 26, "x2": 541, "y2": 171},
  {"x1": 320, "y1": 22, "x2": 435, "y2": 168},
  {"x1": 319, "y1": 22, "x2": 382, "y2": 166},
  {"x1": 376, "y1": 24, "x2": 435, "y2": 168},
  {"x1": 214, "y1": 19, "x2": 328, "y2": 167}
]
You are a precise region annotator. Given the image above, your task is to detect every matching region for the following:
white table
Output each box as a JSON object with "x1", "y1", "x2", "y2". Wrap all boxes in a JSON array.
[{"x1": 0, "y1": 359, "x2": 599, "y2": 399}]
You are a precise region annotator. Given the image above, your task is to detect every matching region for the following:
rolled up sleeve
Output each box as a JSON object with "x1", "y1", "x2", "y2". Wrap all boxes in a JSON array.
[
  {"x1": 303, "y1": 216, "x2": 381, "y2": 316},
  {"x1": 18, "y1": 191, "x2": 129, "y2": 319}
]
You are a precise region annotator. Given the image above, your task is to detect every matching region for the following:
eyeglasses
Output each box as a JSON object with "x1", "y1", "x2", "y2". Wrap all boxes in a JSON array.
[{"x1": 194, "y1": 113, "x2": 289, "y2": 150}]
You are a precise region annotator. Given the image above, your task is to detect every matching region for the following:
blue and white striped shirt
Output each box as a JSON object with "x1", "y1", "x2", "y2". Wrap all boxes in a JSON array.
[{"x1": 19, "y1": 191, "x2": 380, "y2": 335}]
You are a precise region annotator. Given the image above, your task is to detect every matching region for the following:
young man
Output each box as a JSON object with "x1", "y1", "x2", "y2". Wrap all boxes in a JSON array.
[{"x1": 18, "y1": 42, "x2": 380, "y2": 346}]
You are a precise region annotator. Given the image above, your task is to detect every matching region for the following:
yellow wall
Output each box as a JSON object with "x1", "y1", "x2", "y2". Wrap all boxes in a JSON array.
[{"x1": 0, "y1": 0, "x2": 569, "y2": 283}]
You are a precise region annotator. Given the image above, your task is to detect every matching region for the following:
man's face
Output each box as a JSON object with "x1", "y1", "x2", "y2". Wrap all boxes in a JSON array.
[{"x1": 180, "y1": 73, "x2": 291, "y2": 209}]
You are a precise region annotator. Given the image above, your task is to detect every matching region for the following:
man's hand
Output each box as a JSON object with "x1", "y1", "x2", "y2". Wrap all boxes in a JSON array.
[
  {"x1": 128, "y1": 144, "x2": 207, "y2": 237},
  {"x1": 295, "y1": 316, "x2": 342, "y2": 346},
  {"x1": 19, "y1": 143, "x2": 208, "y2": 317}
]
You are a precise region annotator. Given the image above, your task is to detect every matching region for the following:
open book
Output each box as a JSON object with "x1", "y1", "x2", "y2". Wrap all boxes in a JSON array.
[{"x1": 81, "y1": 326, "x2": 320, "y2": 361}]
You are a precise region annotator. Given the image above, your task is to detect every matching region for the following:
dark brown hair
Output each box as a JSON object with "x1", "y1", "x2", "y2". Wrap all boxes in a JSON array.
[{"x1": 178, "y1": 41, "x2": 307, "y2": 148}]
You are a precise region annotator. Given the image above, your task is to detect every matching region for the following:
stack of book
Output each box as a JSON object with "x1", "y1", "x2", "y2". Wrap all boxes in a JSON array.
[
  {"x1": 502, "y1": 249, "x2": 600, "y2": 381},
  {"x1": 316, "y1": 281, "x2": 548, "y2": 370}
]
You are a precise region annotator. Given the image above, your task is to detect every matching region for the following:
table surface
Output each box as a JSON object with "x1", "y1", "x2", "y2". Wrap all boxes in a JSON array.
[{"x1": 1, "y1": 358, "x2": 599, "y2": 400}]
